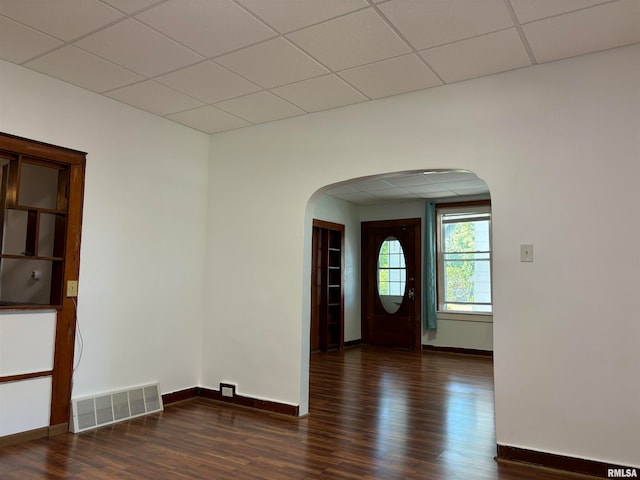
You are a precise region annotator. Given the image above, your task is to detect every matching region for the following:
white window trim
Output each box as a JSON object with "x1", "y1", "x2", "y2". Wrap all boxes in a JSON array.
[
  {"x1": 437, "y1": 311, "x2": 493, "y2": 323},
  {"x1": 436, "y1": 204, "x2": 493, "y2": 314}
]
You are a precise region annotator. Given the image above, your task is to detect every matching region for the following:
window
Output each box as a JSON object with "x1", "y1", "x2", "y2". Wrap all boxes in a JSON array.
[
  {"x1": 437, "y1": 203, "x2": 492, "y2": 313},
  {"x1": 377, "y1": 237, "x2": 406, "y2": 296}
]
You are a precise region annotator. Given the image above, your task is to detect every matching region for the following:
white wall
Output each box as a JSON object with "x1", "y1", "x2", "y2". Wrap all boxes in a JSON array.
[
  {"x1": 205, "y1": 45, "x2": 640, "y2": 466},
  {"x1": 312, "y1": 194, "x2": 361, "y2": 342},
  {"x1": 359, "y1": 199, "x2": 425, "y2": 223},
  {"x1": 424, "y1": 313, "x2": 493, "y2": 351},
  {"x1": 0, "y1": 59, "x2": 209, "y2": 434}
]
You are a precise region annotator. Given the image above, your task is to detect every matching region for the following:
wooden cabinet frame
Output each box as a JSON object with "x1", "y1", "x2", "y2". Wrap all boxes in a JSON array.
[{"x1": 0, "y1": 132, "x2": 86, "y2": 435}]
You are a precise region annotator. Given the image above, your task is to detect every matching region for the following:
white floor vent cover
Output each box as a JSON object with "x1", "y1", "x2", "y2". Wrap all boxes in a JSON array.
[{"x1": 71, "y1": 383, "x2": 163, "y2": 433}]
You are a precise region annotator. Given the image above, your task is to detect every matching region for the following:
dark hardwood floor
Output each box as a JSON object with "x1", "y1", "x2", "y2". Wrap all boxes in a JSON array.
[{"x1": 0, "y1": 346, "x2": 589, "y2": 479}]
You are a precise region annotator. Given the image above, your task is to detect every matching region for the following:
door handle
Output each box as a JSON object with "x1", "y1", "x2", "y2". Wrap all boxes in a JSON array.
[{"x1": 408, "y1": 287, "x2": 415, "y2": 300}]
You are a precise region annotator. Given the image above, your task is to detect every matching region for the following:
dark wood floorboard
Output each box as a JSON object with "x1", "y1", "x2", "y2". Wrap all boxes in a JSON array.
[{"x1": 0, "y1": 346, "x2": 591, "y2": 479}]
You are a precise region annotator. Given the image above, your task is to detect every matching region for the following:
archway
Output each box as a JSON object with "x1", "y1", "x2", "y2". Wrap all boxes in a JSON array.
[{"x1": 301, "y1": 169, "x2": 493, "y2": 414}]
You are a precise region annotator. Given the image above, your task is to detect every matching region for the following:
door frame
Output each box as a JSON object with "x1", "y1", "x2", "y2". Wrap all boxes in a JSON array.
[
  {"x1": 0, "y1": 132, "x2": 86, "y2": 435},
  {"x1": 361, "y1": 218, "x2": 421, "y2": 349}
]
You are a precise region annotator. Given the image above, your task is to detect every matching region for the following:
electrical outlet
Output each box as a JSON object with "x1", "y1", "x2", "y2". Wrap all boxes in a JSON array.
[
  {"x1": 66, "y1": 280, "x2": 78, "y2": 297},
  {"x1": 220, "y1": 383, "x2": 236, "y2": 398}
]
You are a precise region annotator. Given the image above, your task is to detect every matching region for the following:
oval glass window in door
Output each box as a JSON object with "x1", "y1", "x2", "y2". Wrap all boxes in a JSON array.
[{"x1": 377, "y1": 236, "x2": 406, "y2": 314}]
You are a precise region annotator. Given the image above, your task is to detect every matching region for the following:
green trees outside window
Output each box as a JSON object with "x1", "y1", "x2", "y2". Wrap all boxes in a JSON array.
[{"x1": 439, "y1": 207, "x2": 492, "y2": 313}]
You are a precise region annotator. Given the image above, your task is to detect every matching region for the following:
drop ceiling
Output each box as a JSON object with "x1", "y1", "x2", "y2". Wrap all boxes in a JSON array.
[
  {"x1": 0, "y1": 0, "x2": 638, "y2": 136},
  {"x1": 323, "y1": 170, "x2": 490, "y2": 205}
]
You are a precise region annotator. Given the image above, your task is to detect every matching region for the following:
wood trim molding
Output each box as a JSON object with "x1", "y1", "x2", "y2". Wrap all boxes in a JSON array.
[
  {"x1": 48, "y1": 423, "x2": 69, "y2": 437},
  {"x1": 162, "y1": 386, "x2": 299, "y2": 417},
  {"x1": 312, "y1": 219, "x2": 344, "y2": 230},
  {"x1": 162, "y1": 387, "x2": 199, "y2": 405},
  {"x1": 197, "y1": 387, "x2": 299, "y2": 416},
  {"x1": 344, "y1": 339, "x2": 362, "y2": 347},
  {"x1": 0, "y1": 132, "x2": 86, "y2": 164},
  {"x1": 0, "y1": 423, "x2": 67, "y2": 448},
  {"x1": 436, "y1": 199, "x2": 491, "y2": 209},
  {"x1": 496, "y1": 445, "x2": 639, "y2": 478},
  {"x1": 0, "y1": 427, "x2": 49, "y2": 448},
  {"x1": 0, "y1": 370, "x2": 53, "y2": 383},
  {"x1": 422, "y1": 345, "x2": 493, "y2": 358}
]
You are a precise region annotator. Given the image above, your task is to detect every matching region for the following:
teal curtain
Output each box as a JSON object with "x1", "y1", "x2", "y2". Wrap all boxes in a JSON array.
[{"x1": 423, "y1": 201, "x2": 437, "y2": 330}]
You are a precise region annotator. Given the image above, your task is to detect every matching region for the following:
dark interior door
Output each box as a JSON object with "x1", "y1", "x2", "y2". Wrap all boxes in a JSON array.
[{"x1": 362, "y1": 218, "x2": 421, "y2": 349}]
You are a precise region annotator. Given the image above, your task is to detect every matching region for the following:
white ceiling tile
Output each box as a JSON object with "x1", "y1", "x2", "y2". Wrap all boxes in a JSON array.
[
  {"x1": 420, "y1": 28, "x2": 531, "y2": 84},
  {"x1": 339, "y1": 53, "x2": 441, "y2": 99},
  {"x1": 0, "y1": 0, "x2": 123, "y2": 41},
  {"x1": 378, "y1": 0, "x2": 513, "y2": 49},
  {"x1": 25, "y1": 46, "x2": 144, "y2": 93},
  {"x1": 328, "y1": 172, "x2": 490, "y2": 204},
  {"x1": 136, "y1": 0, "x2": 276, "y2": 58},
  {"x1": 327, "y1": 191, "x2": 365, "y2": 200},
  {"x1": 215, "y1": 38, "x2": 328, "y2": 89},
  {"x1": 0, "y1": 0, "x2": 633, "y2": 135},
  {"x1": 355, "y1": 179, "x2": 396, "y2": 192},
  {"x1": 101, "y1": 0, "x2": 163, "y2": 14},
  {"x1": 426, "y1": 172, "x2": 483, "y2": 182},
  {"x1": 287, "y1": 8, "x2": 410, "y2": 71},
  {"x1": 420, "y1": 191, "x2": 459, "y2": 199},
  {"x1": 0, "y1": 16, "x2": 62, "y2": 64},
  {"x1": 383, "y1": 174, "x2": 437, "y2": 188},
  {"x1": 235, "y1": 0, "x2": 367, "y2": 33},
  {"x1": 372, "y1": 189, "x2": 416, "y2": 199},
  {"x1": 156, "y1": 61, "x2": 260, "y2": 104},
  {"x1": 406, "y1": 184, "x2": 450, "y2": 194},
  {"x1": 523, "y1": 0, "x2": 640, "y2": 63},
  {"x1": 106, "y1": 80, "x2": 204, "y2": 116},
  {"x1": 216, "y1": 91, "x2": 305, "y2": 124},
  {"x1": 361, "y1": 197, "x2": 399, "y2": 205},
  {"x1": 272, "y1": 75, "x2": 367, "y2": 112},
  {"x1": 330, "y1": 191, "x2": 383, "y2": 204},
  {"x1": 445, "y1": 179, "x2": 490, "y2": 189},
  {"x1": 509, "y1": 0, "x2": 610, "y2": 23},
  {"x1": 75, "y1": 19, "x2": 203, "y2": 77},
  {"x1": 167, "y1": 105, "x2": 252, "y2": 133}
]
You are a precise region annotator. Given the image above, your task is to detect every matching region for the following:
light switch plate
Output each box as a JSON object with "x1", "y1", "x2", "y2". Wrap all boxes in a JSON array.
[
  {"x1": 520, "y1": 244, "x2": 533, "y2": 262},
  {"x1": 67, "y1": 280, "x2": 78, "y2": 297}
]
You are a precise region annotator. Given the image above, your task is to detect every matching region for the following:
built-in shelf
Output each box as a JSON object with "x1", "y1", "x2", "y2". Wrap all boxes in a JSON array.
[
  {"x1": 0, "y1": 254, "x2": 63, "y2": 262},
  {"x1": 311, "y1": 220, "x2": 344, "y2": 352},
  {"x1": 6, "y1": 205, "x2": 66, "y2": 215},
  {"x1": 0, "y1": 153, "x2": 70, "y2": 307}
]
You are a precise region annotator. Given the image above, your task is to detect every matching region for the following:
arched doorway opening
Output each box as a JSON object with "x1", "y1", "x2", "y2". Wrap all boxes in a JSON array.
[
  {"x1": 303, "y1": 170, "x2": 495, "y2": 472},
  {"x1": 301, "y1": 168, "x2": 493, "y2": 413}
]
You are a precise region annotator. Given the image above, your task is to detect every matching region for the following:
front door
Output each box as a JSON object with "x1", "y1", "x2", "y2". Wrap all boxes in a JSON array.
[{"x1": 361, "y1": 218, "x2": 421, "y2": 349}]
